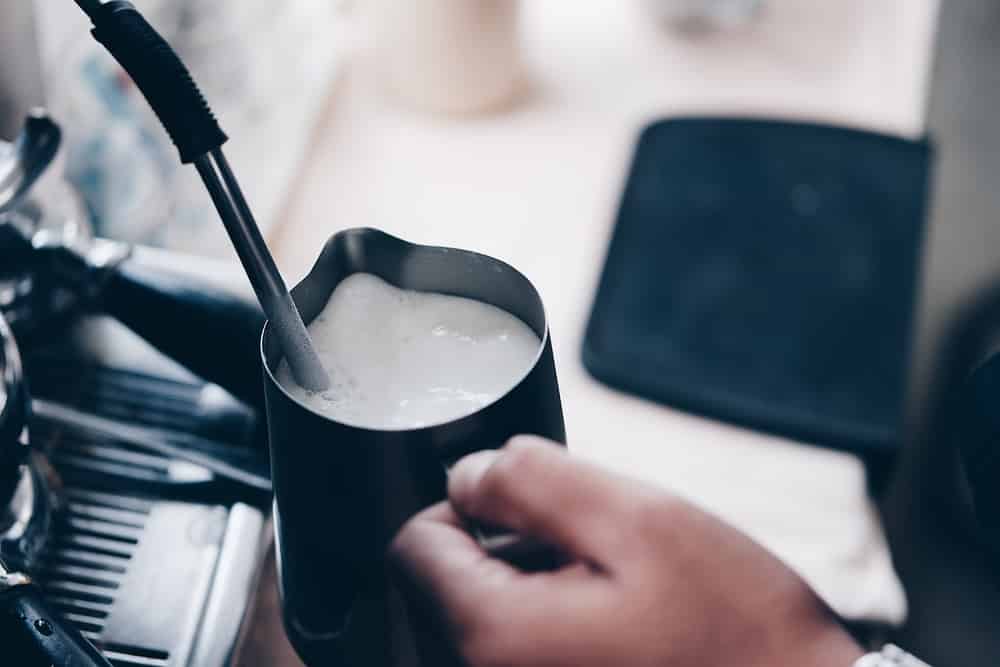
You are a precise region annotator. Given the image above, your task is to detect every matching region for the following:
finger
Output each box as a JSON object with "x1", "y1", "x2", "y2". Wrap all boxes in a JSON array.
[
  {"x1": 448, "y1": 436, "x2": 646, "y2": 569},
  {"x1": 389, "y1": 502, "x2": 522, "y2": 632},
  {"x1": 393, "y1": 503, "x2": 617, "y2": 667}
]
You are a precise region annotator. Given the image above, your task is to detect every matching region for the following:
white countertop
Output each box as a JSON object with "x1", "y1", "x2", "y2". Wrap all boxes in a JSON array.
[{"x1": 268, "y1": 0, "x2": 940, "y2": 623}]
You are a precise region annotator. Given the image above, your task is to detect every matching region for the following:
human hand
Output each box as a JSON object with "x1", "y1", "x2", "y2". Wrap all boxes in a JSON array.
[{"x1": 390, "y1": 437, "x2": 864, "y2": 667}]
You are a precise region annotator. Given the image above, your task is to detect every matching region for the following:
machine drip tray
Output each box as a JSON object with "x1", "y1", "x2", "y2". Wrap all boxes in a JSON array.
[{"x1": 25, "y1": 318, "x2": 271, "y2": 667}]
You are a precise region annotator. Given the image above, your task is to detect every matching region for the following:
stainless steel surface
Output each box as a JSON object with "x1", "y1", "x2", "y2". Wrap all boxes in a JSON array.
[
  {"x1": 0, "y1": 113, "x2": 97, "y2": 334},
  {"x1": 1, "y1": 467, "x2": 38, "y2": 547},
  {"x1": 0, "y1": 1, "x2": 45, "y2": 140},
  {"x1": 0, "y1": 111, "x2": 60, "y2": 214},
  {"x1": 37, "y1": 477, "x2": 267, "y2": 667},
  {"x1": 193, "y1": 151, "x2": 328, "y2": 392},
  {"x1": 28, "y1": 349, "x2": 258, "y2": 453},
  {"x1": 0, "y1": 556, "x2": 32, "y2": 592},
  {"x1": 3, "y1": 232, "x2": 131, "y2": 335},
  {"x1": 41, "y1": 488, "x2": 154, "y2": 644},
  {"x1": 41, "y1": 417, "x2": 213, "y2": 487},
  {"x1": 33, "y1": 399, "x2": 271, "y2": 492},
  {"x1": 0, "y1": 461, "x2": 56, "y2": 573},
  {"x1": 101, "y1": 501, "x2": 226, "y2": 667},
  {"x1": 22, "y1": 311, "x2": 271, "y2": 665},
  {"x1": 0, "y1": 307, "x2": 55, "y2": 575},
  {"x1": 0, "y1": 308, "x2": 27, "y2": 479},
  {"x1": 189, "y1": 504, "x2": 268, "y2": 667}
]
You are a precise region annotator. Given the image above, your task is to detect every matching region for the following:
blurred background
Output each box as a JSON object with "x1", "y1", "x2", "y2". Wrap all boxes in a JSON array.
[
  {"x1": 4, "y1": 0, "x2": 345, "y2": 253},
  {"x1": 4, "y1": 1, "x2": 1000, "y2": 666}
]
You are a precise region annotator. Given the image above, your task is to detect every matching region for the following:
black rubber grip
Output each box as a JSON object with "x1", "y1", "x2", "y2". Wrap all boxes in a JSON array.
[
  {"x1": 90, "y1": 1, "x2": 227, "y2": 163},
  {"x1": 102, "y1": 256, "x2": 267, "y2": 414}
]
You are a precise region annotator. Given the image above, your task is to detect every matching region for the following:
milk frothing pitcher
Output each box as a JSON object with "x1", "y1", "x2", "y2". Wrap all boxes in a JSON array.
[{"x1": 262, "y1": 228, "x2": 566, "y2": 666}]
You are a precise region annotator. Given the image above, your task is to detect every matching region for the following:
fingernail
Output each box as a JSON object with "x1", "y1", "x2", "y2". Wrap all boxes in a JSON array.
[{"x1": 448, "y1": 449, "x2": 502, "y2": 504}]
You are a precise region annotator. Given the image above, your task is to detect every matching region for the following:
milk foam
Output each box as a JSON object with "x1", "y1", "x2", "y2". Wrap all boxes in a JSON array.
[{"x1": 277, "y1": 273, "x2": 541, "y2": 430}]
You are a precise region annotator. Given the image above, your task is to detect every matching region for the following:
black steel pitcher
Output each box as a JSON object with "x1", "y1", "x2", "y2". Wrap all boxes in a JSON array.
[{"x1": 262, "y1": 228, "x2": 565, "y2": 666}]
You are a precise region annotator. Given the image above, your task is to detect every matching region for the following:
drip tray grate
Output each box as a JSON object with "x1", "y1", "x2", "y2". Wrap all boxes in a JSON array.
[{"x1": 27, "y1": 356, "x2": 268, "y2": 666}]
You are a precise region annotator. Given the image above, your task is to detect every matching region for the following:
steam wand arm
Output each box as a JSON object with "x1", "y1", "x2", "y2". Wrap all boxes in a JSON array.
[{"x1": 71, "y1": 0, "x2": 330, "y2": 391}]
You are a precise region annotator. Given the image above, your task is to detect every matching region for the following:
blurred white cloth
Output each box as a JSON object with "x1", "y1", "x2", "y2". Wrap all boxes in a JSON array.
[
  {"x1": 267, "y1": 0, "x2": 939, "y2": 625},
  {"x1": 571, "y1": 409, "x2": 908, "y2": 624}
]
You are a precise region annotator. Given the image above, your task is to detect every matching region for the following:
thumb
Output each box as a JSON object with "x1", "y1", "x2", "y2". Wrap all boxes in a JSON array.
[{"x1": 448, "y1": 437, "x2": 639, "y2": 569}]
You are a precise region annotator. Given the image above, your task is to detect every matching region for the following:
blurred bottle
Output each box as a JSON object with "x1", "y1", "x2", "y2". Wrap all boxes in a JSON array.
[
  {"x1": 369, "y1": 0, "x2": 524, "y2": 115},
  {"x1": 644, "y1": 0, "x2": 764, "y2": 31}
]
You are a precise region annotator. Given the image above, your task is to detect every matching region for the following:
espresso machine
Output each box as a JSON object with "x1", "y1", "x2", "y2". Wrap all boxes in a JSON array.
[
  {"x1": 0, "y1": 3, "x2": 301, "y2": 661},
  {"x1": 0, "y1": 108, "x2": 272, "y2": 665}
]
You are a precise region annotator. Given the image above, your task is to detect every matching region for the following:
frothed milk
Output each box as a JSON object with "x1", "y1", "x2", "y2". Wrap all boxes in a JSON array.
[{"x1": 277, "y1": 273, "x2": 541, "y2": 429}]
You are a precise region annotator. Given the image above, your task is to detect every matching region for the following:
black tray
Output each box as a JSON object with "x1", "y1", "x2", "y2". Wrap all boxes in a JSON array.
[{"x1": 584, "y1": 117, "x2": 932, "y2": 456}]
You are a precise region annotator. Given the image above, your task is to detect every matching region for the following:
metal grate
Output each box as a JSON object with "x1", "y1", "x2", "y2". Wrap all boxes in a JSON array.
[
  {"x1": 37, "y1": 425, "x2": 194, "y2": 487},
  {"x1": 27, "y1": 356, "x2": 212, "y2": 434},
  {"x1": 27, "y1": 353, "x2": 264, "y2": 475},
  {"x1": 24, "y1": 352, "x2": 267, "y2": 666},
  {"x1": 102, "y1": 643, "x2": 171, "y2": 667},
  {"x1": 37, "y1": 489, "x2": 171, "y2": 664},
  {"x1": 29, "y1": 354, "x2": 269, "y2": 507}
]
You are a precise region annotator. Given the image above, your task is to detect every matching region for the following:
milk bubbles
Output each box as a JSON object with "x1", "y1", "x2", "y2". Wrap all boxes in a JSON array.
[{"x1": 276, "y1": 273, "x2": 541, "y2": 430}]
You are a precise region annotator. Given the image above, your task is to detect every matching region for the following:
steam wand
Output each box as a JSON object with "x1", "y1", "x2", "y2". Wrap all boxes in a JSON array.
[{"x1": 71, "y1": 0, "x2": 330, "y2": 392}]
